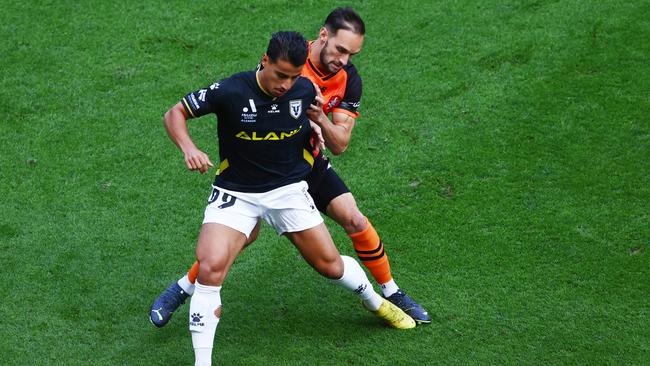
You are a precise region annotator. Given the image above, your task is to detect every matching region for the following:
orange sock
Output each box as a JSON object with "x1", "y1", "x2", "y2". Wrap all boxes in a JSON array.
[
  {"x1": 349, "y1": 218, "x2": 393, "y2": 284},
  {"x1": 188, "y1": 261, "x2": 199, "y2": 284}
]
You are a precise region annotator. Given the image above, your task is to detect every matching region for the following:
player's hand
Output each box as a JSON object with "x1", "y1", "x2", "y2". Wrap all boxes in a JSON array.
[
  {"x1": 182, "y1": 146, "x2": 214, "y2": 174},
  {"x1": 311, "y1": 82, "x2": 325, "y2": 107},
  {"x1": 308, "y1": 83, "x2": 327, "y2": 125},
  {"x1": 309, "y1": 120, "x2": 326, "y2": 151}
]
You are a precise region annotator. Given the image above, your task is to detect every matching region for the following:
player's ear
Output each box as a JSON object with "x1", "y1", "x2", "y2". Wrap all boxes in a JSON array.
[
  {"x1": 319, "y1": 27, "x2": 329, "y2": 43},
  {"x1": 261, "y1": 53, "x2": 270, "y2": 67}
]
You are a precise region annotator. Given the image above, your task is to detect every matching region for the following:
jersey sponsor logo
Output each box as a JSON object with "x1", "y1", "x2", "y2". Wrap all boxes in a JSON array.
[
  {"x1": 241, "y1": 107, "x2": 257, "y2": 123},
  {"x1": 235, "y1": 125, "x2": 303, "y2": 141},
  {"x1": 289, "y1": 99, "x2": 302, "y2": 119},
  {"x1": 337, "y1": 100, "x2": 360, "y2": 113},
  {"x1": 241, "y1": 113, "x2": 257, "y2": 123},
  {"x1": 241, "y1": 99, "x2": 258, "y2": 123}
]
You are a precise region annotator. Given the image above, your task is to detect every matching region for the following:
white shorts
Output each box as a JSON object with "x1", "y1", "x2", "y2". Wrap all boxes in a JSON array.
[{"x1": 202, "y1": 181, "x2": 323, "y2": 237}]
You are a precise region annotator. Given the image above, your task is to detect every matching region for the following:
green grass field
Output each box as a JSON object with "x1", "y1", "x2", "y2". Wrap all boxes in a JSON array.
[{"x1": 1, "y1": 1, "x2": 649, "y2": 365}]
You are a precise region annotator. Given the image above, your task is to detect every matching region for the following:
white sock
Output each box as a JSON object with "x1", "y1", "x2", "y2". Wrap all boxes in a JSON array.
[
  {"x1": 190, "y1": 281, "x2": 222, "y2": 366},
  {"x1": 178, "y1": 274, "x2": 196, "y2": 295},
  {"x1": 380, "y1": 279, "x2": 399, "y2": 297},
  {"x1": 335, "y1": 256, "x2": 383, "y2": 311},
  {"x1": 193, "y1": 348, "x2": 212, "y2": 366}
]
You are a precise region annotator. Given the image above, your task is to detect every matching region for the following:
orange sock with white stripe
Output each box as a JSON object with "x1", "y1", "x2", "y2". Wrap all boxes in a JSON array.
[{"x1": 349, "y1": 218, "x2": 394, "y2": 287}]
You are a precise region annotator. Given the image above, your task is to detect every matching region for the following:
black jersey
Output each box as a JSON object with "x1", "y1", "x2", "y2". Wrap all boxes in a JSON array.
[{"x1": 181, "y1": 70, "x2": 316, "y2": 193}]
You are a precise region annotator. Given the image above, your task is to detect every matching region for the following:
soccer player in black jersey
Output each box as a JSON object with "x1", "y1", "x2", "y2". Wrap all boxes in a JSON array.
[
  {"x1": 151, "y1": 7, "x2": 430, "y2": 330},
  {"x1": 161, "y1": 31, "x2": 414, "y2": 365}
]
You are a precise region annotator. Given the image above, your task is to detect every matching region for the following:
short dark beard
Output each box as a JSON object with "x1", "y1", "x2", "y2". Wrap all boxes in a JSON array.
[{"x1": 319, "y1": 39, "x2": 337, "y2": 74}]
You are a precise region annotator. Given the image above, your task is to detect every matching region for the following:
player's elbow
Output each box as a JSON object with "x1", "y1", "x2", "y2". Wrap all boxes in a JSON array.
[
  {"x1": 164, "y1": 103, "x2": 188, "y2": 126},
  {"x1": 163, "y1": 108, "x2": 174, "y2": 126},
  {"x1": 327, "y1": 129, "x2": 352, "y2": 155},
  {"x1": 328, "y1": 144, "x2": 348, "y2": 156},
  {"x1": 163, "y1": 111, "x2": 169, "y2": 125}
]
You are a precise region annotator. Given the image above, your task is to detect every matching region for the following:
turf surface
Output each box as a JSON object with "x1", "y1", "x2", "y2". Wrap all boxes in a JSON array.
[{"x1": 1, "y1": 1, "x2": 649, "y2": 365}]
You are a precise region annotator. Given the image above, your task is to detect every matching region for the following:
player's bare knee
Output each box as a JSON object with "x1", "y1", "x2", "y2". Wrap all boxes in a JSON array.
[
  {"x1": 346, "y1": 211, "x2": 368, "y2": 234},
  {"x1": 197, "y1": 258, "x2": 227, "y2": 285},
  {"x1": 315, "y1": 256, "x2": 344, "y2": 279}
]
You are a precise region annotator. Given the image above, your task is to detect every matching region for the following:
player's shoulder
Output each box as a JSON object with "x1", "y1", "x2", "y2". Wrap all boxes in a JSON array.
[
  {"x1": 340, "y1": 63, "x2": 362, "y2": 98},
  {"x1": 218, "y1": 70, "x2": 255, "y2": 89},
  {"x1": 230, "y1": 70, "x2": 255, "y2": 80},
  {"x1": 342, "y1": 62, "x2": 361, "y2": 81},
  {"x1": 295, "y1": 75, "x2": 317, "y2": 95},
  {"x1": 203, "y1": 70, "x2": 256, "y2": 102},
  {"x1": 296, "y1": 75, "x2": 314, "y2": 88},
  {"x1": 341, "y1": 63, "x2": 362, "y2": 93}
]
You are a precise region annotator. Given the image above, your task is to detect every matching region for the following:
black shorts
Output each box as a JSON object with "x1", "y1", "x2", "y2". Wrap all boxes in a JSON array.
[{"x1": 305, "y1": 153, "x2": 350, "y2": 213}]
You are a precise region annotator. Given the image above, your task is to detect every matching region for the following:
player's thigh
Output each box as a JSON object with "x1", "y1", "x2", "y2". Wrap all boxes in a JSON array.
[
  {"x1": 201, "y1": 184, "x2": 261, "y2": 258},
  {"x1": 284, "y1": 223, "x2": 343, "y2": 279},
  {"x1": 260, "y1": 182, "x2": 342, "y2": 278},
  {"x1": 196, "y1": 223, "x2": 248, "y2": 285}
]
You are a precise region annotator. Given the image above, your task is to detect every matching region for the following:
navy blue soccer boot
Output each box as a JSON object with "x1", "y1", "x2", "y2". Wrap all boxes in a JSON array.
[
  {"x1": 385, "y1": 290, "x2": 431, "y2": 324},
  {"x1": 149, "y1": 282, "x2": 190, "y2": 327}
]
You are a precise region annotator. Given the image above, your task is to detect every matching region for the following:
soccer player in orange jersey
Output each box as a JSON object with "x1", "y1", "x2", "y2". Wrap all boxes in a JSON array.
[{"x1": 150, "y1": 7, "x2": 431, "y2": 327}]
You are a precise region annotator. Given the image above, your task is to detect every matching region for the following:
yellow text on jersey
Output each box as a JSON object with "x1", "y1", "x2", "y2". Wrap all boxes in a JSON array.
[{"x1": 235, "y1": 125, "x2": 303, "y2": 141}]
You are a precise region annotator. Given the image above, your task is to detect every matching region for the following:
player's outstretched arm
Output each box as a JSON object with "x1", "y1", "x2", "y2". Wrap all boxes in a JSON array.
[{"x1": 163, "y1": 102, "x2": 214, "y2": 174}]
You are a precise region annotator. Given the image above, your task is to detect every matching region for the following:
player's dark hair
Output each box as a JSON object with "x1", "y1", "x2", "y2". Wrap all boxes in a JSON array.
[
  {"x1": 266, "y1": 31, "x2": 308, "y2": 67},
  {"x1": 324, "y1": 7, "x2": 365, "y2": 35}
]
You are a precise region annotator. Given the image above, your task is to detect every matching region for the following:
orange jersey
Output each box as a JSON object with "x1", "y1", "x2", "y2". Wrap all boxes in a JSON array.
[{"x1": 302, "y1": 43, "x2": 363, "y2": 118}]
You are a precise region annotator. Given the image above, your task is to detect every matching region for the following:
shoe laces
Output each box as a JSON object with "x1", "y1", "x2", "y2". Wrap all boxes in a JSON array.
[
  {"x1": 162, "y1": 286, "x2": 186, "y2": 307},
  {"x1": 390, "y1": 290, "x2": 417, "y2": 310}
]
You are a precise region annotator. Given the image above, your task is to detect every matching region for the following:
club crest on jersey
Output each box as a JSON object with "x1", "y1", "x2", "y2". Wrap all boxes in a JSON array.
[
  {"x1": 327, "y1": 96, "x2": 339, "y2": 111},
  {"x1": 289, "y1": 100, "x2": 302, "y2": 119}
]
